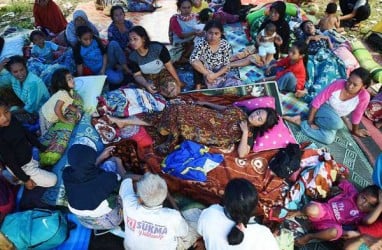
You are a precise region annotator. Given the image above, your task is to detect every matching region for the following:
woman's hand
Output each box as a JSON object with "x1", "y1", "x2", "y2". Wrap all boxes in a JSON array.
[
  {"x1": 206, "y1": 72, "x2": 217, "y2": 83},
  {"x1": 25, "y1": 179, "x2": 36, "y2": 190},
  {"x1": 97, "y1": 146, "x2": 116, "y2": 163},
  {"x1": 145, "y1": 83, "x2": 158, "y2": 94},
  {"x1": 353, "y1": 128, "x2": 369, "y2": 137},
  {"x1": 239, "y1": 120, "x2": 249, "y2": 134}
]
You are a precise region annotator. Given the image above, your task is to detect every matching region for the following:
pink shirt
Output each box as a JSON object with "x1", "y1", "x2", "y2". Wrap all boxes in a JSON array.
[
  {"x1": 328, "y1": 180, "x2": 364, "y2": 225},
  {"x1": 311, "y1": 79, "x2": 370, "y2": 124}
]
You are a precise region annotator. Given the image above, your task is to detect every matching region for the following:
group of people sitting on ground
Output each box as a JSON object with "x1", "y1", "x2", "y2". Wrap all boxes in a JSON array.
[{"x1": 0, "y1": 0, "x2": 381, "y2": 249}]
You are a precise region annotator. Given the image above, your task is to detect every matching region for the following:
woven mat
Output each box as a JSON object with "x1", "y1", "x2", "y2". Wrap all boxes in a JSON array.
[{"x1": 224, "y1": 23, "x2": 265, "y2": 83}]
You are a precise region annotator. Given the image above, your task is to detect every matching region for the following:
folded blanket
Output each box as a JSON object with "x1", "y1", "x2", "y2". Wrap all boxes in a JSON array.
[{"x1": 97, "y1": 87, "x2": 166, "y2": 117}]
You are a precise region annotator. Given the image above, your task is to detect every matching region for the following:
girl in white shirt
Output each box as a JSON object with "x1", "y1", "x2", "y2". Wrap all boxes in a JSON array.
[{"x1": 197, "y1": 178, "x2": 280, "y2": 250}]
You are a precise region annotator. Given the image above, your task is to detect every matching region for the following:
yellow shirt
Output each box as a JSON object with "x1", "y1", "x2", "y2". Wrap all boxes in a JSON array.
[
  {"x1": 41, "y1": 90, "x2": 74, "y2": 123},
  {"x1": 192, "y1": 1, "x2": 209, "y2": 14}
]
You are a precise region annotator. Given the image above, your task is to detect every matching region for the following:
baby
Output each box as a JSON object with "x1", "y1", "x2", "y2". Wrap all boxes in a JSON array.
[
  {"x1": 256, "y1": 23, "x2": 282, "y2": 67},
  {"x1": 295, "y1": 180, "x2": 382, "y2": 246},
  {"x1": 318, "y1": 3, "x2": 344, "y2": 33}
]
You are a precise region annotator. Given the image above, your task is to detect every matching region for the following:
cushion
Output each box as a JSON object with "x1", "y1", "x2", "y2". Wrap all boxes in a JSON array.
[
  {"x1": 253, "y1": 116, "x2": 297, "y2": 152},
  {"x1": 0, "y1": 34, "x2": 25, "y2": 61},
  {"x1": 233, "y1": 96, "x2": 276, "y2": 110},
  {"x1": 333, "y1": 46, "x2": 360, "y2": 76},
  {"x1": 233, "y1": 96, "x2": 296, "y2": 153},
  {"x1": 74, "y1": 75, "x2": 106, "y2": 113}
]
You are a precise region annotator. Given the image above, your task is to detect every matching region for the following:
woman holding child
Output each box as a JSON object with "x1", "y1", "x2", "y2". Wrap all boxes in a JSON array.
[
  {"x1": 284, "y1": 67, "x2": 371, "y2": 145},
  {"x1": 128, "y1": 26, "x2": 183, "y2": 98},
  {"x1": 258, "y1": 1, "x2": 290, "y2": 55},
  {"x1": 190, "y1": 20, "x2": 242, "y2": 89}
]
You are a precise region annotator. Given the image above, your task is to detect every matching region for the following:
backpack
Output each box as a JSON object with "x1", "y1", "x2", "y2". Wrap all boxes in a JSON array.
[
  {"x1": 0, "y1": 176, "x2": 15, "y2": 223},
  {"x1": 269, "y1": 143, "x2": 302, "y2": 180},
  {"x1": 0, "y1": 209, "x2": 69, "y2": 250}
]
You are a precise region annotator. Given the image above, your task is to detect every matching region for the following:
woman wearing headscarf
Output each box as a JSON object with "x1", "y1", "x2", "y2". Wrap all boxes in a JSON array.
[
  {"x1": 33, "y1": 0, "x2": 68, "y2": 36},
  {"x1": 65, "y1": 10, "x2": 99, "y2": 47},
  {"x1": 258, "y1": 1, "x2": 290, "y2": 56},
  {"x1": 63, "y1": 137, "x2": 125, "y2": 229}
]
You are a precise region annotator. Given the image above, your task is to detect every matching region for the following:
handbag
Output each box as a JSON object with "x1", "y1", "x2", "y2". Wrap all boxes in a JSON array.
[
  {"x1": 0, "y1": 209, "x2": 68, "y2": 250},
  {"x1": 269, "y1": 143, "x2": 302, "y2": 180}
]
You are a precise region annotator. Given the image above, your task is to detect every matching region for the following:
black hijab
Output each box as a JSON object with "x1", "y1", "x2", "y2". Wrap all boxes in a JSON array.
[
  {"x1": 258, "y1": 1, "x2": 290, "y2": 54},
  {"x1": 0, "y1": 37, "x2": 4, "y2": 55},
  {"x1": 63, "y1": 144, "x2": 118, "y2": 210}
]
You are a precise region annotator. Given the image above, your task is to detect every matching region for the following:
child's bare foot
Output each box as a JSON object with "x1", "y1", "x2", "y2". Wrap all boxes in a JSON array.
[
  {"x1": 107, "y1": 115, "x2": 126, "y2": 128},
  {"x1": 295, "y1": 89, "x2": 307, "y2": 98},
  {"x1": 283, "y1": 115, "x2": 302, "y2": 125}
]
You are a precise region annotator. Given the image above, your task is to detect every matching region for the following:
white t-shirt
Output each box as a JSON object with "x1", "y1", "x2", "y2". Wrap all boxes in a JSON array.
[
  {"x1": 327, "y1": 90, "x2": 359, "y2": 118},
  {"x1": 197, "y1": 204, "x2": 280, "y2": 250},
  {"x1": 119, "y1": 179, "x2": 189, "y2": 250}
]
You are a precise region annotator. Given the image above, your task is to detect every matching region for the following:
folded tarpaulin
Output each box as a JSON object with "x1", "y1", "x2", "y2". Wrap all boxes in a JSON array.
[{"x1": 161, "y1": 140, "x2": 224, "y2": 182}]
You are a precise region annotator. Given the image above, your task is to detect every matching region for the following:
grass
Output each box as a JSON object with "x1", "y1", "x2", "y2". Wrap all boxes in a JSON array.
[
  {"x1": 0, "y1": 1, "x2": 33, "y2": 29},
  {"x1": 0, "y1": 0, "x2": 78, "y2": 30}
]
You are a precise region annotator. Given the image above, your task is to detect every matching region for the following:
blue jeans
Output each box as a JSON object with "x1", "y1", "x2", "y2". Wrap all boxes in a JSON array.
[
  {"x1": 106, "y1": 40, "x2": 126, "y2": 84},
  {"x1": 301, "y1": 103, "x2": 343, "y2": 144},
  {"x1": 277, "y1": 72, "x2": 297, "y2": 92}
]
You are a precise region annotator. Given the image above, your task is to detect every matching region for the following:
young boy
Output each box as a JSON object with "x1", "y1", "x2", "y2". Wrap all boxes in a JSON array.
[
  {"x1": 0, "y1": 98, "x2": 57, "y2": 190},
  {"x1": 318, "y1": 3, "x2": 344, "y2": 33}
]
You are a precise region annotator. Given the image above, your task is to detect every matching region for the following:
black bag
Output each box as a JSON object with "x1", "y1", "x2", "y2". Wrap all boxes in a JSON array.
[
  {"x1": 366, "y1": 32, "x2": 382, "y2": 53},
  {"x1": 269, "y1": 143, "x2": 302, "y2": 179}
]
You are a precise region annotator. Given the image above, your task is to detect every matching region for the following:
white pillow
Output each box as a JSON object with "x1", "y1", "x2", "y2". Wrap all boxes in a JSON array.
[
  {"x1": 0, "y1": 34, "x2": 25, "y2": 61},
  {"x1": 74, "y1": 75, "x2": 106, "y2": 113}
]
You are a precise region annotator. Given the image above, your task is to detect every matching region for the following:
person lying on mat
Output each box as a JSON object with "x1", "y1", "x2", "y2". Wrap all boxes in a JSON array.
[
  {"x1": 107, "y1": 100, "x2": 279, "y2": 156},
  {"x1": 293, "y1": 180, "x2": 382, "y2": 247},
  {"x1": 190, "y1": 20, "x2": 242, "y2": 89},
  {"x1": 197, "y1": 178, "x2": 279, "y2": 250},
  {"x1": 284, "y1": 67, "x2": 371, "y2": 145},
  {"x1": 128, "y1": 26, "x2": 183, "y2": 98},
  {"x1": 261, "y1": 41, "x2": 307, "y2": 98},
  {"x1": 298, "y1": 20, "x2": 333, "y2": 55}
]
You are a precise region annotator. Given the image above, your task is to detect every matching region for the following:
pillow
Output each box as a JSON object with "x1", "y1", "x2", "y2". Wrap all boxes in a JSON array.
[
  {"x1": 74, "y1": 75, "x2": 106, "y2": 113},
  {"x1": 0, "y1": 34, "x2": 25, "y2": 61},
  {"x1": 233, "y1": 96, "x2": 275, "y2": 110},
  {"x1": 333, "y1": 46, "x2": 359, "y2": 76},
  {"x1": 253, "y1": 116, "x2": 297, "y2": 152},
  {"x1": 233, "y1": 96, "x2": 297, "y2": 152}
]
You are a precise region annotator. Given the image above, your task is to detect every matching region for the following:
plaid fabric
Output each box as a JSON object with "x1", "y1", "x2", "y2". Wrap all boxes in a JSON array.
[
  {"x1": 281, "y1": 92, "x2": 309, "y2": 116},
  {"x1": 224, "y1": 23, "x2": 264, "y2": 83}
]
